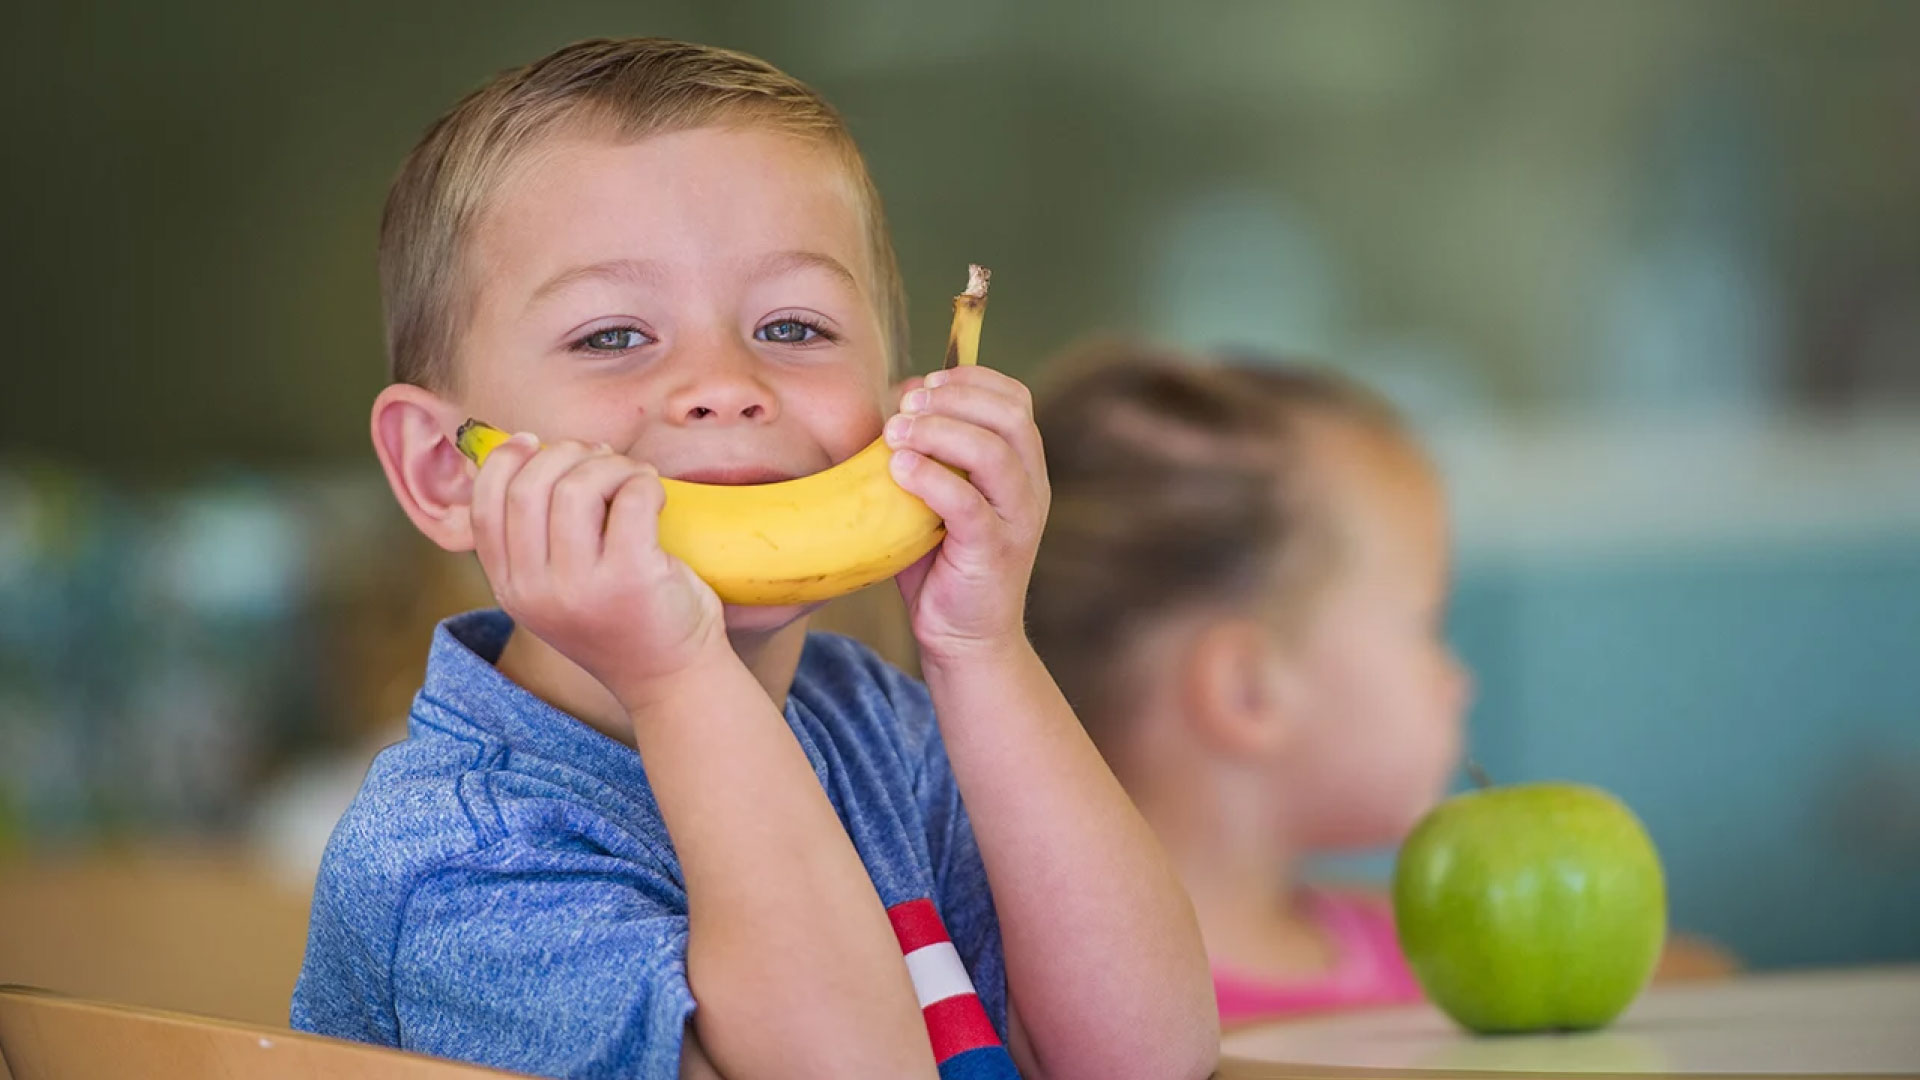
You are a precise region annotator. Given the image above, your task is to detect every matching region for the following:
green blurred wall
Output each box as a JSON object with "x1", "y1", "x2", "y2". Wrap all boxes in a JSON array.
[{"x1": 3, "y1": 0, "x2": 1917, "y2": 471}]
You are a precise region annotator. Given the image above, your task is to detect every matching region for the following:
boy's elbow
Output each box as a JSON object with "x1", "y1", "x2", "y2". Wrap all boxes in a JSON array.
[
  {"x1": 1121, "y1": 955, "x2": 1222, "y2": 1080},
  {"x1": 1043, "y1": 997, "x2": 1220, "y2": 1080},
  {"x1": 1163, "y1": 1004, "x2": 1222, "y2": 1080},
  {"x1": 689, "y1": 947, "x2": 939, "y2": 1080},
  {"x1": 1086, "y1": 1031, "x2": 1219, "y2": 1080},
  {"x1": 1146, "y1": 980, "x2": 1222, "y2": 1080}
]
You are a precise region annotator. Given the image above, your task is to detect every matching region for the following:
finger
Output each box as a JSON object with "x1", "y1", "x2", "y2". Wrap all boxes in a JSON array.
[
  {"x1": 900, "y1": 380, "x2": 1046, "y2": 493},
  {"x1": 469, "y1": 432, "x2": 540, "y2": 595},
  {"x1": 885, "y1": 412, "x2": 1036, "y2": 524},
  {"x1": 550, "y1": 449, "x2": 647, "y2": 579},
  {"x1": 893, "y1": 546, "x2": 937, "y2": 607},
  {"x1": 503, "y1": 440, "x2": 598, "y2": 586},
  {"x1": 889, "y1": 447, "x2": 997, "y2": 547},
  {"x1": 602, "y1": 466, "x2": 669, "y2": 575},
  {"x1": 920, "y1": 364, "x2": 1032, "y2": 409}
]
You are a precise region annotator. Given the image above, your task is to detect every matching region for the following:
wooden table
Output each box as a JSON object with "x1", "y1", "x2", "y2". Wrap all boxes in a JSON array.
[{"x1": 1216, "y1": 965, "x2": 1920, "y2": 1078}]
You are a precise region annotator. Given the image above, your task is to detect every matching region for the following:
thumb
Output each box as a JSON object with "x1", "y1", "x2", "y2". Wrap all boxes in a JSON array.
[{"x1": 893, "y1": 546, "x2": 938, "y2": 606}]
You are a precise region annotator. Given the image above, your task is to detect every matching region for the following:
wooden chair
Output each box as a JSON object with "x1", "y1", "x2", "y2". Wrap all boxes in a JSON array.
[
  {"x1": 0, "y1": 847, "x2": 313, "y2": 1028},
  {"x1": 0, "y1": 984, "x2": 527, "y2": 1080}
]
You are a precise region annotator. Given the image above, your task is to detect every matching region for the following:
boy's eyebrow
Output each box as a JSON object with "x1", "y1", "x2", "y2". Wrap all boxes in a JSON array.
[
  {"x1": 751, "y1": 250, "x2": 860, "y2": 293},
  {"x1": 527, "y1": 258, "x2": 664, "y2": 309},
  {"x1": 525, "y1": 250, "x2": 860, "y2": 310}
]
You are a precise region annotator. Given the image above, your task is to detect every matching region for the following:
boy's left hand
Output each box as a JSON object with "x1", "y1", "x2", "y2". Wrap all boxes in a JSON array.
[{"x1": 885, "y1": 365, "x2": 1049, "y2": 667}]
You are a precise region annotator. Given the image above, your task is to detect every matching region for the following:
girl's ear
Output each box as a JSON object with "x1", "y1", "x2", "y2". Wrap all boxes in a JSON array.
[
  {"x1": 371, "y1": 383, "x2": 477, "y2": 552},
  {"x1": 1180, "y1": 618, "x2": 1304, "y2": 759}
]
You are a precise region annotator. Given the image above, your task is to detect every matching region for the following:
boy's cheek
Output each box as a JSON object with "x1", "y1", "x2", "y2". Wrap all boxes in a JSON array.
[{"x1": 818, "y1": 390, "x2": 890, "y2": 457}]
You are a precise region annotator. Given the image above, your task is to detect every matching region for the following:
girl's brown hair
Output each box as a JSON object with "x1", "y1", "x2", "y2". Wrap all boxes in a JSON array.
[{"x1": 1027, "y1": 341, "x2": 1408, "y2": 750}]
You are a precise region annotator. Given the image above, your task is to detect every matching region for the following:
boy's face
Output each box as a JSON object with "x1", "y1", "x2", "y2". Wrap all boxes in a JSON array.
[{"x1": 451, "y1": 126, "x2": 894, "y2": 627}]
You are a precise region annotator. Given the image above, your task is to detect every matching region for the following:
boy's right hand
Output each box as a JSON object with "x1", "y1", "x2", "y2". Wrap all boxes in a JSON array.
[{"x1": 469, "y1": 434, "x2": 727, "y2": 711}]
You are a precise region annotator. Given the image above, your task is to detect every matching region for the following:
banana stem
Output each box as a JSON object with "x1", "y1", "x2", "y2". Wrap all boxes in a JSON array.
[
  {"x1": 454, "y1": 418, "x2": 513, "y2": 466},
  {"x1": 943, "y1": 263, "x2": 992, "y2": 370}
]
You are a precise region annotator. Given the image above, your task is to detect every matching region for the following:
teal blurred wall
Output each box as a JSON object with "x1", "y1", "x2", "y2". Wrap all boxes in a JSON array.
[{"x1": 1454, "y1": 538, "x2": 1920, "y2": 968}]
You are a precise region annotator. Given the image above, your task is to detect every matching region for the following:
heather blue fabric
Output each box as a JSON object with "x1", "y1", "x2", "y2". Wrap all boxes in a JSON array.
[{"x1": 292, "y1": 609, "x2": 1010, "y2": 1079}]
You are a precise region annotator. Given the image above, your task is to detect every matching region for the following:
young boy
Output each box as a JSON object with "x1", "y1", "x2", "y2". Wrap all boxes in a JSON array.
[{"x1": 291, "y1": 38, "x2": 1217, "y2": 1080}]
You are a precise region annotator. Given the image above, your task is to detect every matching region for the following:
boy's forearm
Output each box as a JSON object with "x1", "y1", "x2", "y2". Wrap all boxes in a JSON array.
[
  {"x1": 629, "y1": 653, "x2": 936, "y2": 1080},
  {"x1": 921, "y1": 643, "x2": 1219, "y2": 1080}
]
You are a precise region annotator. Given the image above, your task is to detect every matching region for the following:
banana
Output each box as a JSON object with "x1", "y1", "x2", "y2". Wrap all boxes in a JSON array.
[{"x1": 455, "y1": 264, "x2": 991, "y2": 605}]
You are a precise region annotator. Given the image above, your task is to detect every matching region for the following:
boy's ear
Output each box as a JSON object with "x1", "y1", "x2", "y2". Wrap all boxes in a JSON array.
[
  {"x1": 371, "y1": 383, "x2": 477, "y2": 553},
  {"x1": 1182, "y1": 618, "x2": 1302, "y2": 759}
]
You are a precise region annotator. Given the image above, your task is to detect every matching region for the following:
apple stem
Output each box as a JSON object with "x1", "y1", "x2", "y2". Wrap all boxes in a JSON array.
[{"x1": 1466, "y1": 759, "x2": 1495, "y2": 789}]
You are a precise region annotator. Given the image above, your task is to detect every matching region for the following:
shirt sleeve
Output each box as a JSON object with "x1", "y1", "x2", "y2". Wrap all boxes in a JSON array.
[
  {"x1": 393, "y1": 840, "x2": 696, "y2": 1080},
  {"x1": 904, "y1": 680, "x2": 1011, "y2": 1041}
]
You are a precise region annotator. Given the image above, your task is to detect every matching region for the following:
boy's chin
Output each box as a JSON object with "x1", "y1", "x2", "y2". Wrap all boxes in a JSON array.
[{"x1": 721, "y1": 600, "x2": 824, "y2": 636}]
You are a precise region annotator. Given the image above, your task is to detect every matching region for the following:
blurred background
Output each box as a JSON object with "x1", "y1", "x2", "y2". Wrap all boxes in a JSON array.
[{"x1": 2, "y1": 0, "x2": 1916, "y2": 1028}]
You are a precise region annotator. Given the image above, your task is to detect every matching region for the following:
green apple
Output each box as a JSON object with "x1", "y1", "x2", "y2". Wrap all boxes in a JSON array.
[{"x1": 1392, "y1": 781, "x2": 1666, "y2": 1034}]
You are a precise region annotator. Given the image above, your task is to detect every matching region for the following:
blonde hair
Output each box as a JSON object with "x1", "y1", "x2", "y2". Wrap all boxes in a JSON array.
[
  {"x1": 379, "y1": 37, "x2": 907, "y2": 390},
  {"x1": 1027, "y1": 341, "x2": 1409, "y2": 750}
]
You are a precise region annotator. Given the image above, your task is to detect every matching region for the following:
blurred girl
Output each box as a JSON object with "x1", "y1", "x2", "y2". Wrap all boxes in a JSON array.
[{"x1": 1027, "y1": 343, "x2": 1728, "y2": 1027}]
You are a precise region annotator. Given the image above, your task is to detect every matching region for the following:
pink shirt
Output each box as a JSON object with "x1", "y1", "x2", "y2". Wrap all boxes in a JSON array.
[{"x1": 1212, "y1": 890, "x2": 1426, "y2": 1028}]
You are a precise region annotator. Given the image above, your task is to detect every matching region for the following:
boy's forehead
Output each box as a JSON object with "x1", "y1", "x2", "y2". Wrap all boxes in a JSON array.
[{"x1": 472, "y1": 127, "x2": 876, "y2": 294}]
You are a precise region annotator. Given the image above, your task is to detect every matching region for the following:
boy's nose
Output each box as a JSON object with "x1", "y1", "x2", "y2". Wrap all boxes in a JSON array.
[
  {"x1": 665, "y1": 358, "x2": 779, "y2": 426},
  {"x1": 680, "y1": 398, "x2": 770, "y2": 423}
]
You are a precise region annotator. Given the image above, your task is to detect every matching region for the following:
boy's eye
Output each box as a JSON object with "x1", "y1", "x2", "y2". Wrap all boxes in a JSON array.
[
  {"x1": 756, "y1": 318, "x2": 826, "y2": 345},
  {"x1": 575, "y1": 327, "x2": 650, "y2": 352}
]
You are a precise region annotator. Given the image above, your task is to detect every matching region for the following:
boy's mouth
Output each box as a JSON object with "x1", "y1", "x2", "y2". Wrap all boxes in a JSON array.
[{"x1": 670, "y1": 464, "x2": 799, "y2": 486}]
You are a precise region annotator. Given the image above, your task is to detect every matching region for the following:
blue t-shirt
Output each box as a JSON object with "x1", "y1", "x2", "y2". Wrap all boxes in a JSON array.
[{"x1": 293, "y1": 610, "x2": 1019, "y2": 1080}]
